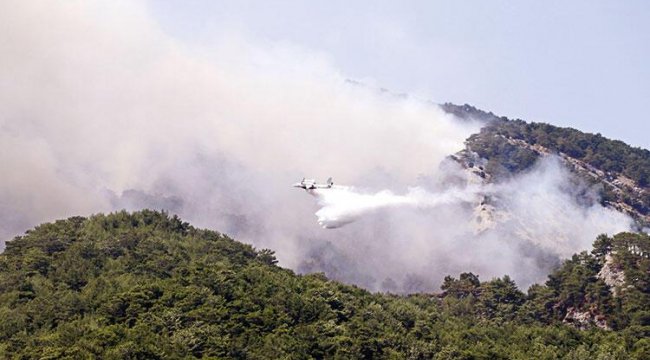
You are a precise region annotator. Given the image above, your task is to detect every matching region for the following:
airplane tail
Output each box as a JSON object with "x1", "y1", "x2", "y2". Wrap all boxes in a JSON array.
[{"x1": 326, "y1": 177, "x2": 333, "y2": 187}]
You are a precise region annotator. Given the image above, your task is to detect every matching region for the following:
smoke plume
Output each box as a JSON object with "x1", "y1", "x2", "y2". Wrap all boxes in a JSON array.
[
  {"x1": 0, "y1": 1, "x2": 634, "y2": 292},
  {"x1": 312, "y1": 185, "x2": 481, "y2": 229}
]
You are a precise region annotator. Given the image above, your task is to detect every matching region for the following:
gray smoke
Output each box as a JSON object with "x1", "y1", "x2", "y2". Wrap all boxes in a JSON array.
[{"x1": 0, "y1": 1, "x2": 633, "y2": 292}]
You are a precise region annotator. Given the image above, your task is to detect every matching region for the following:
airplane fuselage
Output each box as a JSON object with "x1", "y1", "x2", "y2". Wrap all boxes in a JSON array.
[{"x1": 293, "y1": 178, "x2": 333, "y2": 190}]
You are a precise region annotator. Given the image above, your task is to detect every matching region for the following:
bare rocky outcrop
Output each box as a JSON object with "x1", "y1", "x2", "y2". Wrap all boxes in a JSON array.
[
  {"x1": 597, "y1": 253, "x2": 626, "y2": 296},
  {"x1": 563, "y1": 305, "x2": 610, "y2": 330}
]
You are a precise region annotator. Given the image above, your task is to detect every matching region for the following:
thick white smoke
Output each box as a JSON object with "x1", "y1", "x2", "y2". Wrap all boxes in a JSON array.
[
  {"x1": 312, "y1": 185, "x2": 481, "y2": 228},
  {"x1": 298, "y1": 157, "x2": 633, "y2": 290},
  {"x1": 0, "y1": 1, "x2": 634, "y2": 292}
]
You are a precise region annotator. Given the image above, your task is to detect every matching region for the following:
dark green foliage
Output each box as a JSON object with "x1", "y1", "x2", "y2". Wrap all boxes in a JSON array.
[
  {"x1": 1, "y1": 211, "x2": 649, "y2": 358},
  {"x1": 466, "y1": 129, "x2": 541, "y2": 178},
  {"x1": 440, "y1": 103, "x2": 502, "y2": 123},
  {"x1": 467, "y1": 119, "x2": 650, "y2": 186}
]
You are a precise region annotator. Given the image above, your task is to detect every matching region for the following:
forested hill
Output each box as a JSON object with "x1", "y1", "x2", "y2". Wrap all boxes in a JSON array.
[
  {"x1": 443, "y1": 103, "x2": 650, "y2": 227},
  {"x1": 1, "y1": 211, "x2": 649, "y2": 359}
]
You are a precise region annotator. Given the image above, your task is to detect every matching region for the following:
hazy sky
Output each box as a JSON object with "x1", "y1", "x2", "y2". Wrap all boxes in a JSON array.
[{"x1": 149, "y1": 0, "x2": 649, "y2": 149}]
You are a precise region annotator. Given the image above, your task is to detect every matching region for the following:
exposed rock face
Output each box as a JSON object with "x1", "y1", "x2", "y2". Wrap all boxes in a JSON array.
[
  {"x1": 563, "y1": 253, "x2": 626, "y2": 330},
  {"x1": 563, "y1": 306, "x2": 610, "y2": 330},
  {"x1": 449, "y1": 151, "x2": 498, "y2": 234},
  {"x1": 473, "y1": 202, "x2": 500, "y2": 234},
  {"x1": 597, "y1": 253, "x2": 626, "y2": 296}
]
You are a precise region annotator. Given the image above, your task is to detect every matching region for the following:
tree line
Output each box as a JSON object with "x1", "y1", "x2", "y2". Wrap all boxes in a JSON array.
[{"x1": 1, "y1": 211, "x2": 648, "y2": 359}]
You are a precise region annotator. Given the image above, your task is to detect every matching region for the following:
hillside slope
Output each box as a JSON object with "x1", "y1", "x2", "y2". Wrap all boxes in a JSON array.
[
  {"x1": 443, "y1": 103, "x2": 650, "y2": 229},
  {"x1": 1, "y1": 211, "x2": 649, "y2": 359}
]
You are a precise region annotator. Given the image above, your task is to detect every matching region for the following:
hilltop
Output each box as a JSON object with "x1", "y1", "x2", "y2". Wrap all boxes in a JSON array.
[
  {"x1": 443, "y1": 103, "x2": 650, "y2": 229},
  {"x1": 1, "y1": 211, "x2": 649, "y2": 359}
]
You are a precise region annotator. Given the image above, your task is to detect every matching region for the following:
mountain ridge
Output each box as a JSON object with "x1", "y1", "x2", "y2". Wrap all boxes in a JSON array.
[{"x1": 442, "y1": 103, "x2": 650, "y2": 230}]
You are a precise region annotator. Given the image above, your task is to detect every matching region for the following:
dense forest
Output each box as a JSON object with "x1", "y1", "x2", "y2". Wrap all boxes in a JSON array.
[
  {"x1": 465, "y1": 119, "x2": 650, "y2": 186},
  {"x1": 1, "y1": 211, "x2": 649, "y2": 359}
]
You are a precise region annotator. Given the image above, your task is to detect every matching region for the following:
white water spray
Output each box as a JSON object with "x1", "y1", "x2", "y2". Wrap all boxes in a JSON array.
[{"x1": 312, "y1": 185, "x2": 482, "y2": 228}]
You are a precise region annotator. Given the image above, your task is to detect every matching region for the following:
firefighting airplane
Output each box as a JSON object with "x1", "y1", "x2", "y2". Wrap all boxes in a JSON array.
[{"x1": 293, "y1": 177, "x2": 334, "y2": 190}]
